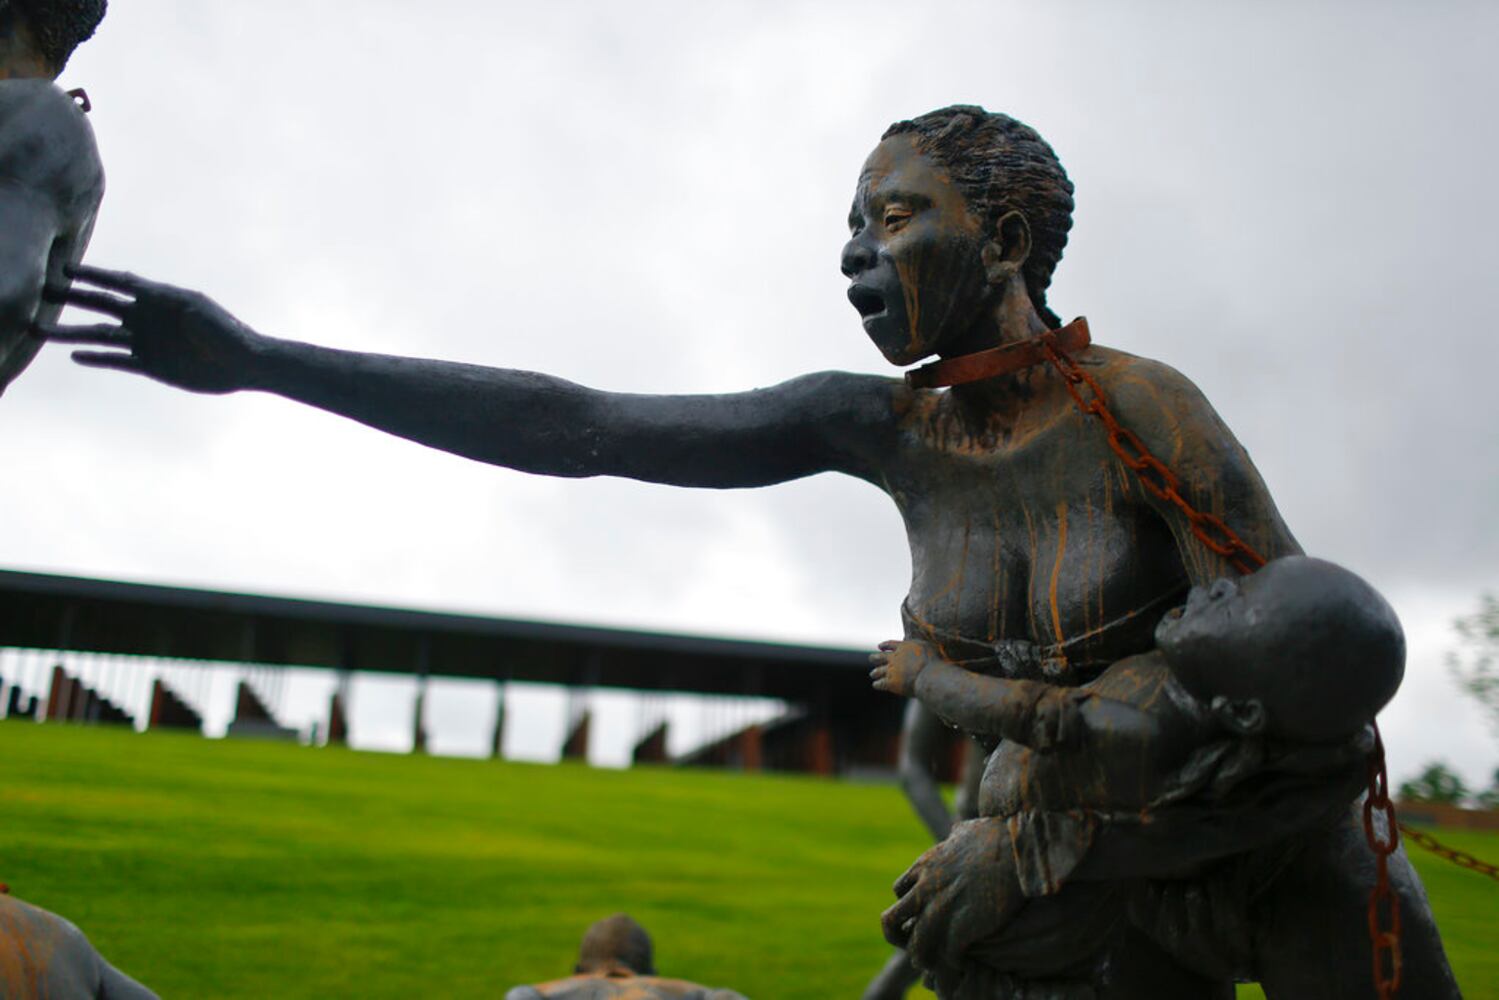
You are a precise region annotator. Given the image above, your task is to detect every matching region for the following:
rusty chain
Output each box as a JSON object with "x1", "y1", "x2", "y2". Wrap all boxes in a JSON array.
[
  {"x1": 1364, "y1": 727, "x2": 1404, "y2": 998},
  {"x1": 1398, "y1": 826, "x2": 1499, "y2": 881},
  {"x1": 1038, "y1": 335, "x2": 1410, "y2": 997},
  {"x1": 1040, "y1": 339, "x2": 1266, "y2": 574}
]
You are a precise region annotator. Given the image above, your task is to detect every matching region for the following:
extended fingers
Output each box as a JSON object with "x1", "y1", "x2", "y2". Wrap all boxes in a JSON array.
[
  {"x1": 71, "y1": 351, "x2": 145, "y2": 374},
  {"x1": 905, "y1": 898, "x2": 955, "y2": 971},
  {"x1": 65, "y1": 263, "x2": 158, "y2": 295},
  {"x1": 881, "y1": 894, "x2": 919, "y2": 948},
  {"x1": 46, "y1": 284, "x2": 132, "y2": 318},
  {"x1": 34, "y1": 322, "x2": 131, "y2": 346},
  {"x1": 893, "y1": 864, "x2": 921, "y2": 898}
]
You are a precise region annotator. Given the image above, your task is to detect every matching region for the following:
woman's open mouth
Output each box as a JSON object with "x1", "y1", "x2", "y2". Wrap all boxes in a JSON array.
[{"x1": 847, "y1": 284, "x2": 887, "y2": 321}]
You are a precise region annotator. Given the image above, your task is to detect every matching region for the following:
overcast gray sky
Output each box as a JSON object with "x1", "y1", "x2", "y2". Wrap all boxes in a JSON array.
[{"x1": 4, "y1": 1, "x2": 1496, "y2": 782}]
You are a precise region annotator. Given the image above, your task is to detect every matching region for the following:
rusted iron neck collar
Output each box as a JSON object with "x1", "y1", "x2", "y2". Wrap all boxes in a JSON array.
[{"x1": 904, "y1": 317, "x2": 1091, "y2": 389}]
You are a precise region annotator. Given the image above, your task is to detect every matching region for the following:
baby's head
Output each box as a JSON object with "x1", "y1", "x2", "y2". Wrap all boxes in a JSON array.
[{"x1": 1155, "y1": 556, "x2": 1404, "y2": 742}]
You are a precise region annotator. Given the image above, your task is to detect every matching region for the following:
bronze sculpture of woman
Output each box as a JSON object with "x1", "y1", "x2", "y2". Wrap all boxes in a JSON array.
[{"x1": 43, "y1": 105, "x2": 1459, "y2": 998}]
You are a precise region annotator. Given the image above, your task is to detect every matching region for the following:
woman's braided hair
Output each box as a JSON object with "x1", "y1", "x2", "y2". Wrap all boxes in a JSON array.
[
  {"x1": 883, "y1": 105, "x2": 1074, "y2": 328},
  {"x1": 0, "y1": 0, "x2": 106, "y2": 73}
]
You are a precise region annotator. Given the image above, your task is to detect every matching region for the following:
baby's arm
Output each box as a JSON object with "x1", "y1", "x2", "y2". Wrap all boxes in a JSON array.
[{"x1": 872, "y1": 640, "x2": 1149, "y2": 750}]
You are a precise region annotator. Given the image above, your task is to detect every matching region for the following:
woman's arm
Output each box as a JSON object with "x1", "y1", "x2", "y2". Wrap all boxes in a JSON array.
[{"x1": 44, "y1": 267, "x2": 901, "y2": 487}]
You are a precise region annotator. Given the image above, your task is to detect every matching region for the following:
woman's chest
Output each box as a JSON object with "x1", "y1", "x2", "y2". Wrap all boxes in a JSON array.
[{"x1": 888, "y1": 418, "x2": 1187, "y2": 663}]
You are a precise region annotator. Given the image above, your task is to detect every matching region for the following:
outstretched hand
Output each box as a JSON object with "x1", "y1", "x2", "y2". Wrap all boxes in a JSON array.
[
  {"x1": 36, "y1": 265, "x2": 267, "y2": 394},
  {"x1": 869, "y1": 639, "x2": 942, "y2": 697}
]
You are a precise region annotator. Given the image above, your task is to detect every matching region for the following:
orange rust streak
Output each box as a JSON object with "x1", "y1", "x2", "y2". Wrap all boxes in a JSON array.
[
  {"x1": 988, "y1": 513, "x2": 1002, "y2": 642},
  {"x1": 1048, "y1": 501, "x2": 1069, "y2": 646},
  {"x1": 1022, "y1": 505, "x2": 1039, "y2": 642}
]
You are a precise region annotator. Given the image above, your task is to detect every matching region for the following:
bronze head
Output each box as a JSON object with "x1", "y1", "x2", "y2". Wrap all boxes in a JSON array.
[
  {"x1": 843, "y1": 106, "x2": 1074, "y2": 366},
  {"x1": 1157, "y1": 555, "x2": 1406, "y2": 742},
  {"x1": 0, "y1": 0, "x2": 106, "y2": 79},
  {"x1": 574, "y1": 913, "x2": 655, "y2": 977}
]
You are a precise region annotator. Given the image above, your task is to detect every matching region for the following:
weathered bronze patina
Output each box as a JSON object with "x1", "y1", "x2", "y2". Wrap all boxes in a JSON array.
[
  {"x1": 504, "y1": 914, "x2": 747, "y2": 1000},
  {"x1": 44, "y1": 104, "x2": 1460, "y2": 997},
  {"x1": 871, "y1": 556, "x2": 1403, "y2": 996},
  {"x1": 0, "y1": 0, "x2": 105, "y2": 396},
  {"x1": 0, "y1": 891, "x2": 157, "y2": 1000}
]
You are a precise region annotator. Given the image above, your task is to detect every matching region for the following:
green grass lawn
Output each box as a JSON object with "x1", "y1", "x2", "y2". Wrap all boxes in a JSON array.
[{"x1": 2, "y1": 723, "x2": 1494, "y2": 998}]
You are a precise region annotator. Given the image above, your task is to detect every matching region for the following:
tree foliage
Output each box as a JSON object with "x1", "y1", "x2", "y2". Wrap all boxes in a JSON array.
[
  {"x1": 1448, "y1": 593, "x2": 1499, "y2": 740},
  {"x1": 1397, "y1": 760, "x2": 1470, "y2": 805},
  {"x1": 1477, "y1": 768, "x2": 1499, "y2": 811}
]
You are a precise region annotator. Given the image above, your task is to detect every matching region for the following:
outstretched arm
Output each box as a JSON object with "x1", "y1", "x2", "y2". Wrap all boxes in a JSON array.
[{"x1": 42, "y1": 267, "x2": 900, "y2": 487}]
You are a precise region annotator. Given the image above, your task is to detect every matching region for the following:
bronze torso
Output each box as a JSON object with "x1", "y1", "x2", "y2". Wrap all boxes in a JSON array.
[{"x1": 884, "y1": 352, "x2": 1191, "y2": 680}]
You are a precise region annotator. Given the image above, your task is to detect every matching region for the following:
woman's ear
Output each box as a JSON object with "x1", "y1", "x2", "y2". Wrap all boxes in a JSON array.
[
  {"x1": 980, "y1": 210, "x2": 1032, "y2": 286},
  {"x1": 1211, "y1": 695, "x2": 1267, "y2": 736}
]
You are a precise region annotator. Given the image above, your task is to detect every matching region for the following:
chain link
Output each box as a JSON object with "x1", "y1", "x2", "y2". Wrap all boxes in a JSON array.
[
  {"x1": 1364, "y1": 728, "x2": 1404, "y2": 998},
  {"x1": 1042, "y1": 343, "x2": 1267, "y2": 575},
  {"x1": 1039, "y1": 338, "x2": 1404, "y2": 997},
  {"x1": 1399, "y1": 826, "x2": 1499, "y2": 882}
]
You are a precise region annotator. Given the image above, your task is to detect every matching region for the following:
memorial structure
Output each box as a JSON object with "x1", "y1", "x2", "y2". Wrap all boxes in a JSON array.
[{"x1": 43, "y1": 104, "x2": 1460, "y2": 997}]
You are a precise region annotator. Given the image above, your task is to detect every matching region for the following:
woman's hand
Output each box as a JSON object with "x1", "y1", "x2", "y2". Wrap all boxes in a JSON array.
[
  {"x1": 881, "y1": 818, "x2": 1015, "y2": 971},
  {"x1": 870, "y1": 639, "x2": 943, "y2": 697},
  {"x1": 37, "y1": 264, "x2": 269, "y2": 394}
]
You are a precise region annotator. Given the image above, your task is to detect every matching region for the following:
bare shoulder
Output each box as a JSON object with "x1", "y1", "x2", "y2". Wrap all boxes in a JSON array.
[
  {"x1": 1080, "y1": 345, "x2": 1215, "y2": 418},
  {"x1": 1076, "y1": 344, "x2": 1248, "y2": 466},
  {"x1": 0, "y1": 79, "x2": 104, "y2": 214}
]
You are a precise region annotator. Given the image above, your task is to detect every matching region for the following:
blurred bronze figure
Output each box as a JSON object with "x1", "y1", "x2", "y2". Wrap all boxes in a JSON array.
[
  {"x1": 0, "y1": 0, "x2": 104, "y2": 394},
  {"x1": 505, "y1": 914, "x2": 747, "y2": 1000},
  {"x1": 45, "y1": 104, "x2": 1459, "y2": 997},
  {"x1": 0, "y1": 891, "x2": 157, "y2": 1000},
  {"x1": 863, "y1": 704, "x2": 984, "y2": 1000}
]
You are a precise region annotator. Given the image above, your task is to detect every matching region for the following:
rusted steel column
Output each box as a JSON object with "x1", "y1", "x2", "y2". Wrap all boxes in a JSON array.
[
  {"x1": 147, "y1": 679, "x2": 203, "y2": 732},
  {"x1": 631, "y1": 721, "x2": 669, "y2": 765},
  {"x1": 411, "y1": 679, "x2": 428, "y2": 754},
  {"x1": 738, "y1": 723, "x2": 763, "y2": 772},
  {"x1": 805, "y1": 720, "x2": 834, "y2": 776},
  {"x1": 490, "y1": 685, "x2": 506, "y2": 760},
  {"x1": 326, "y1": 690, "x2": 348, "y2": 746},
  {"x1": 561, "y1": 710, "x2": 591, "y2": 761},
  {"x1": 44, "y1": 665, "x2": 73, "y2": 722}
]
